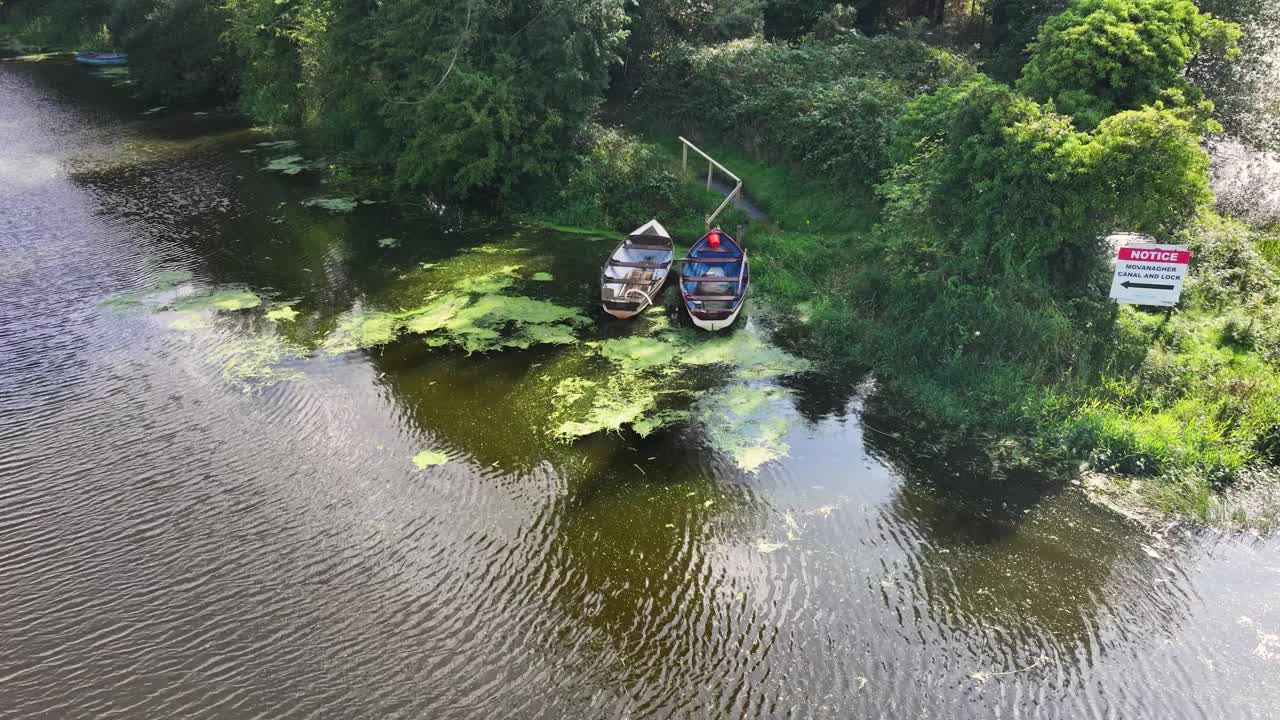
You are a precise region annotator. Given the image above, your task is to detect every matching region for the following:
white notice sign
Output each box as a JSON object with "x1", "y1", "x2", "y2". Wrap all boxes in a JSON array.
[{"x1": 1109, "y1": 243, "x2": 1191, "y2": 307}]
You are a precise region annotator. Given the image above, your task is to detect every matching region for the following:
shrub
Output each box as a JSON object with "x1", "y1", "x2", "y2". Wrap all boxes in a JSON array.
[
  {"x1": 1018, "y1": 0, "x2": 1241, "y2": 128},
  {"x1": 109, "y1": 0, "x2": 233, "y2": 104}
]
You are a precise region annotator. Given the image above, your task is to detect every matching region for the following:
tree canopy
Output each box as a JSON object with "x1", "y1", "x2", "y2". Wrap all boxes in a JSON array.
[{"x1": 1018, "y1": 0, "x2": 1242, "y2": 127}]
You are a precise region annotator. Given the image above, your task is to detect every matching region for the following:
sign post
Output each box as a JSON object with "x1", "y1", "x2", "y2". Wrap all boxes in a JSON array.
[{"x1": 1108, "y1": 243, "x2": 1191, "y2": 307}]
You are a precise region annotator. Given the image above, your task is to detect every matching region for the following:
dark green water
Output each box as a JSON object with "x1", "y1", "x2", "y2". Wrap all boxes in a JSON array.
[{"x1": 2, "y1": 57, "x2": 1279, "y2": 719}]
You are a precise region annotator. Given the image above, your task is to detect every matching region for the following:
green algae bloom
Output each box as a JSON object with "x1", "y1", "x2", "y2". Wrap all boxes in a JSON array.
[
  {"x1": 530, "y1": 272, "x2": 554, "y2": 281},
  {"x1": 697, "y1": 385, "x2": 792, "y2": 473},
  {"x1": 97, "y1": 290, "x2": 150, "y2": 315},
  {"x1": 168, "y1": 312, "x2": 209, "y2": 331},
  {"x1": 552, "y1": 376, "x2": 662, "y2": 441},
  {"x1": 265, "y1": 306, "x2": 300, "y2": 322},
  {"x1": 302, "y1": 197, "x2": 358, "y2": 212},
  {"x1": 430, "y1": 294, "x2": 586, "y2": 354},
  {"x1": 453, "y1": 266, "x2": 520, "y2": 294},
  {"x1": 263, "y1": 155, "x2": 307, "y2": 175},
  {"x1": 412, "y1": 450, "x2": 450, "y2": 470},
  {"x1": 214, "y1": 334, "x2": 305, "y2": 390},
  {"x1": 677, "y1": 331, "x2": 810, "y2": 378},
  {"x1": 632, "y1": 410, "x2": 691, "y2": 438},
  {"x1": 596, "y1": 336, "x2": 682, "y2": 372},
  {"x1": 169, "y1": 289, "x2": 261, "y2": 312},
  {"x1": 154, "y1": 270, "x2": 193, "y2": 288},
  {"x1": 322, "y1": 311, "x2": 400, "y2": 354}
]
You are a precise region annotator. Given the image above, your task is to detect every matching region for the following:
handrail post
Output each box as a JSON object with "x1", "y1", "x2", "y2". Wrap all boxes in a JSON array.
[
  {"x1": 706, "y1": 162, "x2": 713, "y2": 191},
  {"x1": 682, "y1": 144, "x2": 688, "y2": 175}
]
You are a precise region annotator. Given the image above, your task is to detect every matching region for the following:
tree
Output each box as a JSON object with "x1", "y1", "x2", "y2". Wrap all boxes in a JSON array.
[
  {"x1": 1018, "y1": 0, "x2": 1241, "y2": 128},
  {"x1": 882, "y1": 75, "x2": 1213, "y2": 295}
]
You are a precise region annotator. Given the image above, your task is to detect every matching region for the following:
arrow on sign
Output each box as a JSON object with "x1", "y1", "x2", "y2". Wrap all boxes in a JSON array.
[{"x1": 1121, "y1": 281, "x2": 1175, "y2": 291}]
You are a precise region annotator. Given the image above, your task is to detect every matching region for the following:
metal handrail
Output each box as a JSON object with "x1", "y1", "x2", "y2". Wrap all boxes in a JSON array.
[{"x1": 679, "y1": 136, "x2": 743, "y2": 230}]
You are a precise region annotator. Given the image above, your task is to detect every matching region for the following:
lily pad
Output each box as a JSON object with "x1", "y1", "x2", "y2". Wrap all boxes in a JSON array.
[
  {"x1": 412, "y1": 450, "x2": 450, "y2": 470},
  {"x1": 263, "y1": 155, "x2": 307, "y2": 175},
  {"x1": 301, "y1": 197, "x2": 358, "y2": 212},
  {"x1": 169, "y1": 289, "x2": 261, "y2": 312},
  {"x1": 264, "y1": 306, "x2": 299, "y2": 322},
  {"x1": 530, "y1": 272, "x2": 554, "y2": 281}
]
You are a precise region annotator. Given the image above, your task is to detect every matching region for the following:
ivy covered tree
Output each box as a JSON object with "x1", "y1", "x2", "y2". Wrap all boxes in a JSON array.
[{"x1": 1018, "y1": 0, "x2": 1241, "y2": 128}]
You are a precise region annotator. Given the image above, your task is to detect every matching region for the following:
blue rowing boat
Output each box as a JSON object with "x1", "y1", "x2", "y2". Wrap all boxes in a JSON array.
[{"x1": 75, "y1": 52, "x2": 128, "y2": 66}]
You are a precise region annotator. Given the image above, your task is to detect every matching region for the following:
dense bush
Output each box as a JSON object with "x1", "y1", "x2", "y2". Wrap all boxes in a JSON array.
[
  {"x1": 539, "y1": 125, "x2": 707, "y2": 232},
  {"x1": 1018, "y1": 0, "x2": 1241, "y2": 128},
  {"x1": 637, "y1": 34, "x2": 974, "y2": 185},
  {"x1": 880, "y1": 77, "x2": 1213, "y2": 298},
  {"x1": 109, "y1": 0, "x2": 233, "y2": 104}
]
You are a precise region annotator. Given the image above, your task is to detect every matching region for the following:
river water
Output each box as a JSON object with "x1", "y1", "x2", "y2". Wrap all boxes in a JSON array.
[{"x1": 2, "y1": 57, "x2": 1279, "y2": 720}]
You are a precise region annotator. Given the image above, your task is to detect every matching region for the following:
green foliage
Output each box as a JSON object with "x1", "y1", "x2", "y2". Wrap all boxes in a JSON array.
[
  {"x1": 541, "y1": 125, "x2": 707, "y2": 232},
  {"x1": 1018, "y1": 0, "x2": 1242, "y2": 128},
  {"x1": 4, "y1": 0, "x2": 112, "y2": 49},
  {"x1": 638, "y1": 34, "x2": 975, "y2": 187},
  {"x1": 109, "y1": 0, "x2": 234, "y2": 104}
]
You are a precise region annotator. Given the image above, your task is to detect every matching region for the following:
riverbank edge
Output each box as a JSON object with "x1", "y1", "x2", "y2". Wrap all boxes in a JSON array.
[{"x1": 612, "y1": 124, "x2": 1280, "y2": 531}]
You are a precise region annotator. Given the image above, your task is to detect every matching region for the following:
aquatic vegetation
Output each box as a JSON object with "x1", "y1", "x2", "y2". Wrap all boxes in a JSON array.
[
  {"x1": 301, "y1": 197, "x2": 358, "y2": 212},
  {"x1": 429, "y1": 294, "x2": 587, "y2": 353},
  {"x1": 551, "y1": 375, "x2": 664, "y2": 440},
  {"x1": 595, "y1": 336, "x2": 682, "y2": 372},
  {"x1": 453, "y1": 265, "x2": 520, "y2": 294},
  {"x1": 676, "y1": 331, "x2": 810, "y2": 378},
  {"x1": 97, "y1": 271, "x2": 193, "y2": 313},
  {"x1": 400, "y1": 293, "x2": 472, "y2": 334},
  {"x1": 154, "y1": 270, "x2": 194, "y2": 288},
  {"x1": 263, "y1": 155, "x2": 307, "y2": 175},
  {"x1": 632, "y1": 410, "x2": 690, "y2": 438},
  {"x1": 97, "y1": 290, "x2": 150, "y2": 315},
  {"x1": 169, "y1": 289, "x2": 261, "y2": 312},
  {"x1": 168, "y1": 312, "x2": 209, "y2": 331},
  {"x1": 213, "y1": 333, "x2": 306, "y2": 390},
  {"x1": 412, "y1": 450, "x2": 450, "y2": 470},
  {"x1": 264, "y1": 306, "x2": 299, "y2": 322},
  {"x1": 378, "y1": 237, "x2": 400, "y2": 248},
  {"x1": 697, "y1": 385, "x2": 792, "y2": 473},
  {"x1": 530, "y1": 272, "x2": 553, "y2": 281},
  {"x1": 321, "y1": 310, "x2": 400, "y2": 354}
]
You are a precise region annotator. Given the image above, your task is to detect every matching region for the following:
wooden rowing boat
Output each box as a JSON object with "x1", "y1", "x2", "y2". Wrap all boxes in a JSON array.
[
  {"x1": 680, "y1": 227, "x2": 749, "y2": 331},
  {"x1": 601, "y1": 220, "x2": 674, "y2": 319}
]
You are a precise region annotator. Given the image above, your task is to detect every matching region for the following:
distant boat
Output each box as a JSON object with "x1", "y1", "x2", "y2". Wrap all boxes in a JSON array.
[
  {"x1": 680, "y1": 227, "x2": 749, "y2": 331},
  {"x1": 75, "y1": 52, "x2": 128, "y2": 66},
  {"x1": 601, "y1": 219, "x2": 674, "y2": 319}
]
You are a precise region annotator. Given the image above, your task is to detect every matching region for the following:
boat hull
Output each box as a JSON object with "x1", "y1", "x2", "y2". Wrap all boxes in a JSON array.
[
  {"x1": 75, "y1": 53, "x2": 128, "y2": 66},
  {"x1": 688, "y1": 302, "x2": 743, "y2": 331},
  {"x1": 603, "y1": 304, "x2": 644, "y2": 320}
]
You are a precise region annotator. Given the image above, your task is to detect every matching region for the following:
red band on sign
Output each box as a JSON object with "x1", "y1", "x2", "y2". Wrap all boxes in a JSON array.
[{"x1": 1118, "y1": 247, "x2": 1191, "y2": 264}]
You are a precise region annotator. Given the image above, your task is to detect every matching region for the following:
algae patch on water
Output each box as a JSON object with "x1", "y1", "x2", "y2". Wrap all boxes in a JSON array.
[
  {"x1": 531, "y1": 272, "x2": 554, "y2": 281},
  {"x1": 302, "y1": 197, "x2": 358, "y2": 212},
  {"x1": 547, "y1": 327, "x2": 809, "y2": 471},
  {"x1": 697, "y1": 386, "x2": 792, "y2": 473},
  {"x1": 263, "y1": 155, "x2": 307, "y2": 175},
  {"x1": 213, "y1": 333, "x2": 306, "y2": 390},
  {"x1": 412, "y1": 450, "x2": 450, "y2": 470},
  {"x1": 169, "y1": 289, "x2": 262, "y2": 312},
  {"x1": 265, "y1": 305, "x2": 299, "y2": 322}
]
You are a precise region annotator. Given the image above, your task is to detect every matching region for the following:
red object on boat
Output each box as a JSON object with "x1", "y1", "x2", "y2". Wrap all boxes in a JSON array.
[{"x1": 708, "y1": 231, "x2": 721, "y2": 249}]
